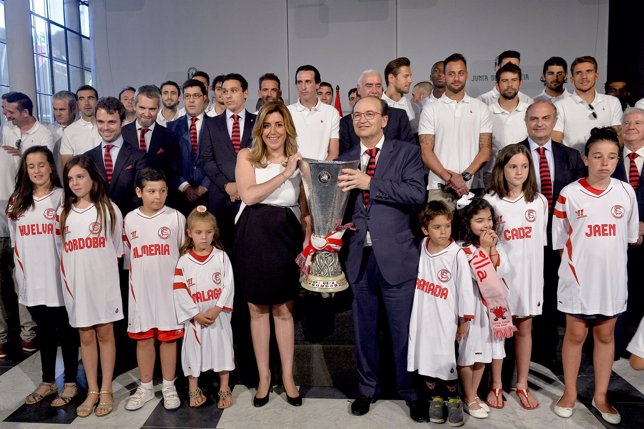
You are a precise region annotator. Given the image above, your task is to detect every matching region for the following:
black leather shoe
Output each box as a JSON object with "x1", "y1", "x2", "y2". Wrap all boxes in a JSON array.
[
  {"x1": 351, "y1": 396, "x2": 373, "y2": 416},
  {"x1": 253, "y1": 393, "x2": 269, "y2": 407},
  {"x1": 408, "y1": 399, "x2": 429, "y2": 422},
  {"x1": 286, "y1": 393, "x2": 302, "y2": 407}
]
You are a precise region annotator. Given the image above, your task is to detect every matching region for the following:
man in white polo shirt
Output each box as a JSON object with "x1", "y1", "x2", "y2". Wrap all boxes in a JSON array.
[
  {"x1": 427, "y1": 61, "x2": 446, "y2": 104},
  {"x1": 419, "y1": 53, "x2": 492, "y2": 204},
  {"x1": 60, "y1": 85, "x2": 101, "y2": 166},
  {"x1": 382, "y1": 57, "x2": 416, "y2": 129},
  {"x1": 287, "y1": 64, "x2": 340, "y2": 160},
  {"x1": 552, "y1": 56, "x2": 623, "y2": 153},
  {"x1": 534, "y1": 56, "x2": 571, "y2": 103},
  {"x1": 478, "y1": 50, "x2": 533, "y2": 106},
  {"x1": 2, "y1": 92, "x2": 54, "y2": 152}
]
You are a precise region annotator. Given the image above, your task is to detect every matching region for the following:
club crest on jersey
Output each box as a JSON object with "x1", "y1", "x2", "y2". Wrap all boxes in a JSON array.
[
  {"x1": 437, "y1": 269, "x2": 451, "y2": 282},
  {"x1": 89, "y1": 221, "x2": 102, "y2": 234},
  {"x1": 611, "y1": 205, "x2": 624, "y2": 219},
  {"x1": 212, "y1": 272, "x2": 221, "y2": 285},
  {"x1": 43, "y1": 208, "x2": 56, "y2": 220},
  {"x1": 130, "y1": 230, "x2": 138, "y2": 239},
  {"x1": 525, "y1": 209, "x2": 536, "y2": 222},
  {"x1": 158, "y1": 226, "x2": 171, "y2": 239},
  {"x1": 187, "y1": 277, "x2": 195, "y2": 287}
]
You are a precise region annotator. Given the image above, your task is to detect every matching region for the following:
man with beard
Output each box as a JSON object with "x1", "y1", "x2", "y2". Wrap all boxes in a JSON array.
[
  {"x1": 383, "y1": 57, "x2": 415, "y2": 127},
  {"x1": 157, "y1": 81, "x2": 184, "y2": 127},
  {"x1": 60, "y1": 85, "x2": 101, "y2": 166},
  {"x1": 478, "y1": 50, "x2": 533, "y2": 106},
  {"x1": 209, "y1": 75, "x2": 227, "y2": 117},
  {"x1": 119, "y1": 86, "x2": 136, "y2": 124},
  {"x1": 427, "y1": 61, "x2": 446, "y2": 104},
  {"x1": 257, "y1": 73, "x2": 282, "y2": 106},
  {"x1": 605, "y1": 80, "x2": 631, "y2": 111},
  {"x1": 419, "y1": 53, "x2": 492, "y2": 204},
  {"x1": 535, "y1": 57, "x2": 571, "y2": 103}
]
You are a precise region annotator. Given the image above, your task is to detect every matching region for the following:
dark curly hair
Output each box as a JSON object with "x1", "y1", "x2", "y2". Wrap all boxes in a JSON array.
[
  {"x1": 585, "y1": 126, "x2": 620, "y2": 156},
  {"x1": 454, "y1": 197, "x2": 498, "y2": 246}
]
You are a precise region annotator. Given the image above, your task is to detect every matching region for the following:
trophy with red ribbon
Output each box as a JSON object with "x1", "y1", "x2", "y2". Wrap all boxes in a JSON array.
[{"x1": 296, "y1": 158, "x2": 359, "y2": 293}]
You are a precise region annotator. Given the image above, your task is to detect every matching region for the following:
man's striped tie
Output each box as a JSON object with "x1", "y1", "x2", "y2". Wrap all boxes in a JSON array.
[
  {"x1": 139, "y1": 127, "x2": 149, "y2": 151},
  {"x1": 364, "y1": 147, "x2": 379, "y2": 208},
  {"x1": 104, "y1": 144, "x2": 114, "y2": 185},
  {"x1": 537, "y1": 147, "x2": 553, "y2": 211},
  {"x1": 628, "y1": 152, "x2": 640, "y2": 191},
  {"x1": 190, "y1": 116, "x2": 199, "y2": 155},
  {"x1": 231, "y1": 114, "x2": 241, "y2": 154}
]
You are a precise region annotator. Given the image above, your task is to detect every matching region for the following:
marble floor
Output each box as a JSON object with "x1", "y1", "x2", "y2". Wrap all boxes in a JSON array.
[{"x1": 0, "y1": 347, "x2": 642, "y2": 429}]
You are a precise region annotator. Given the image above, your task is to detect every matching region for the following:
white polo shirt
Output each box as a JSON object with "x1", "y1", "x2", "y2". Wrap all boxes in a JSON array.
[
  {"x1": 478, "y1": 87, "x2": 533, "y2": 106},
  {"x1": 419, "y1": 93, "x2": 493, "y2": 189},
  {"x1": 287, "y1": 98, "x2": 340, "y2": 160},
  {"x1": 553, "y1": 91, "x2": 623, "y2": 153},
  {"x1": 489, "y1": 100, "x2": 529, "y2": 151},
  {"x1": 382, "y1": 93, "x2": 416, "y2": 123},
  {"x1": 60, "y1": 117, "x2": 101, "y2": 156},
  {"x1": 534, "y1": 89, "x2": 571, "y2": 103},
  {"x1": 2, "y1": 120, "x2": 55, "y2": 152},
  {"x1": 156, "y1": 107, "x2": 185, "y2": 127}
]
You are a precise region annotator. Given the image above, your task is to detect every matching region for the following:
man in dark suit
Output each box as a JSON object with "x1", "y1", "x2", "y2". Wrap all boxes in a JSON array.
[
  {"x1": 338, "y1": 96, "x2": 426, "y2": 421},
  {"x1": 339, "y1": 69, "x2": 413, "y2": 155},
  {"x1": 85, "y1": 96, "x2": 148, "y2": 216},
  {"x1": 519, "y1": 99, "x2": 585, "y2": 369},
  {"x1": 122, "y1": 85, "x2": 181, "y2": 208},
  {"x1": 200, "y1": 73, "x2": 256, "y2": 250},
  {"x1": 166, "y1": 79, "x2": 211, "y2": 215}
]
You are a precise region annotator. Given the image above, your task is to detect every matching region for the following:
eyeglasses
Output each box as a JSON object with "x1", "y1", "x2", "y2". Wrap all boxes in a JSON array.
[
  {"x1": 15, "y1": 139, "x2": 21, "y2": 150},
  {"x1": 588, "y1": 104, "x2": 597, "y2": 119},
  {"x1": 352, "y1": 111, "x2": 382, "y2": 122},
  {"x1": 184, "y1": 93, "x2": 204, "y2": 100}
]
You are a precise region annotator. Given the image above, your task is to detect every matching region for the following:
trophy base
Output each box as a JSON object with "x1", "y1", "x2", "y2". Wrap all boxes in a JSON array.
[{"x1": 301, "y1": 273, "x2": 349, "y2": 293}]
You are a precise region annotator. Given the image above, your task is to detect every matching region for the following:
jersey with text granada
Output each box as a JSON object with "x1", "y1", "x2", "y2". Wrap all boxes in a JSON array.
[
  {"x1": 484, "y1": 192, "x2": 548, "y2": 316},
  {"x1": 56, "y1": 202, "x2": 124, "y2": 328},
  {"x1": 408, "y1": 240, "x2": 475, "y2": 380},
  {"x1": 174, "y1": 248, "x2": 235, "y2": 376},
  {"x1": 8, "y1": 188, "x2": 64, "y2": 307},
  {"x1": 124, "y1": 206, "x2": 185, "y2": 333},
  {"x1": 553, "y1": 178, "x2": 639, "y2": 316}
]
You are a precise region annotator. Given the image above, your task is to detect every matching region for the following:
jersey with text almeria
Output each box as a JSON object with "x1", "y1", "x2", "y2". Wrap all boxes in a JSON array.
[
  {"x1": 56, "y1": 202, "x2": 124, "y2": 328},
  {"x1": 124, "y1": 206, "x2": 185, "y2": 332},
  {"x1": 408, "y1": 240, "x2": 475, "y2": 380},
  {"x1": 9, "y1": 188, "x2": 64, "y2": 307},
  {"x1": 484, "y1": 192, "x2": 548, "y2": 316},
  {"x1": 553, "y1": 178, "x2": 638, "y2": 316},
  {"x1": 173, "y1": 248, "x2": 234, "y2": 376}
]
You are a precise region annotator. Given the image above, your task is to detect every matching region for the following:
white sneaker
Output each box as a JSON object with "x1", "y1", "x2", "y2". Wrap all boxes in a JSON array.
[
  {"x1": 125, "y1": 386, "x2": 155, "y2": 411},
  {"x1": 162, "y1": 385, "x2": 181, "y2": 410}
]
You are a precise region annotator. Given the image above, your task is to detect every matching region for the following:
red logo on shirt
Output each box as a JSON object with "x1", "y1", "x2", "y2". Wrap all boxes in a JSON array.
[
  {"x1": 158, "y1": 226, "x2": 170, "y2": 239},
  {"x1": 611, "y1": 205, "x2": 624, "y2": 219},
  {"x1": 43, "y1": 208, "x2": 56, "y2": 220},
  {"x1": 525, "y1": 209, "x2": 536, "y2": 222},
  {"x1": 437, "y1": 269, "x2": 451, "y2": 282},
  {"x1": 212, "y1": 272, "x2": 221, "y2": 285},
  {"x1": 89, "y1": 221, "x2": 102, "y2": 234},
  {"x1": 130, "y1": 230, "x2": 138, "y2": 240}
]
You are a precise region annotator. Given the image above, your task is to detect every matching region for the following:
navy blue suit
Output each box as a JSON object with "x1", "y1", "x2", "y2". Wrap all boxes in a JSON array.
[
  {"x1": 339, "y1": 138, "x2": 425, "y2": 401},
  {"x1": 339, "y1": 107, "x2": 414, "y2": 155},
  {"x1": 612, "y1": 154, "x2": 644, "y2": 221}
]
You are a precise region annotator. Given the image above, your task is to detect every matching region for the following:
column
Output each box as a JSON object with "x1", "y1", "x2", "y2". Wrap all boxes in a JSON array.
[{"x1": 5, "y1": 0, "x2": 38, "y2": 115}]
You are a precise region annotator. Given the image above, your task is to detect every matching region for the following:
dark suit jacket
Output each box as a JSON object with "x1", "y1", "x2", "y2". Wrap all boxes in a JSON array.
[
  {"x1": 612, "y1": 152, "x2": 644, "y2": 221},
  {"x1": 519, "y1": 139, "x2": 585, "y2": 204},
  {"x1": 166, "y1": 115, "x2": 210, "y2": 189},
  {"x1": 85, "y1": 140, "x2": 148, "y2": 215},
  {"x1": 339, "y1": 138, "x2": 426, "y2": 285},
  {"x1": 199, "y1": 110, "x2": 256, "y2": 211},
  {"x1": 339, "y1": 107, "x2": 414, "y2": 155},
  {"x1": 122, "y1": 122, "x2": 181, "y2": 192}
]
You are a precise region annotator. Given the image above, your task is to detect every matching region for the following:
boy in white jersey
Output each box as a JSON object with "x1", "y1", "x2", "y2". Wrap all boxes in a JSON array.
[
  {"x1": 123, "y1": 169, "x2": 186, "y2": 411},
  {"x1": 408, "y1": 201, "x2": 474, "y2": 426}
]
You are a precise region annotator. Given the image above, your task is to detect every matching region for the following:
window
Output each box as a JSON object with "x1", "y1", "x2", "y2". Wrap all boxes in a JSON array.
[
  {"x1": 30, "y1": 0, "x2": 91, "y2": 123},
  {"x1": 0, "y1": 1, "x2": 9, "y2": 97}
]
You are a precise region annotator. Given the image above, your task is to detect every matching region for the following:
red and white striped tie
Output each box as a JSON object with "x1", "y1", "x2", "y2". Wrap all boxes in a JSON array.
[
  {"x1": 537, "y1": 147, "x2": 553, "y2": 211},
  {"x1": 231, "y1": 114, "x2": 241, "y2": 154},
  {"x1": 190, "y1": 116, "x2": 199, "y2": 156},
  {"x1": 104, "y1": 144, "x2": 114, "y2": 185},
  {"x1": 363, "y1": 148, "x2": 379, "y2": 208},
  {"x1": 139, "y1": 127, "x2": 149, "y2": 151},
  {"x1": 628, "y1": 152, "x2": 640, "y2": 191}
]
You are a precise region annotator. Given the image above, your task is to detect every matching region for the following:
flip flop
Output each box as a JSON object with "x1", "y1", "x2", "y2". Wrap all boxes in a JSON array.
[
  {"x1": 516, "y1": 388, "x2": 539, "y2": 410},
  {"x1": 486, "y1": 387, "x2": 505, "y2": 409}
]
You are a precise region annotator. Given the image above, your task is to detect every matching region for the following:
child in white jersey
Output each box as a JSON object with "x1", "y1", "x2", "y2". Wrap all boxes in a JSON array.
[
  {"x1": 408, "y1": 201, "x2": 475, "y2": 426},
  {"x1": 123, "y1": 169, "x2": 186, "y2": 411},
  {"x1": 174, "y1": 206, "x2": 234, "y2": 409},
  {"x1": 7, "y1": 146, "x2": 78, "y2": 407},
  {"x1": 484, "y1": 144, "x2": 548, "y2": 410},
  {"x1": 57, "y1": 155, "x2": 123, "y2": 418},
  {"x1": 552, "y1": 128, "x2": 639, "y2": 425},
  {"x1": 455, "y1": 197, "x2": 515, "y2": 419}
]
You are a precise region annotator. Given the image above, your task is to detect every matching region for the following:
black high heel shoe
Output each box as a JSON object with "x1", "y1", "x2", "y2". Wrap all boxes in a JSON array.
[
  {"x1": 285, "y1": 392, "x2": 302, "y2": 407},
  {"x1": 253, "y1": 386, "x2": 272, "y2": 408}
]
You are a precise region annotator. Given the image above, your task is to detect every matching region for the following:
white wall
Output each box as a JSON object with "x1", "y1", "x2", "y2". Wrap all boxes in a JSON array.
[{"x1": 91, "y1": 0, "x2": 609, "y2": 113}]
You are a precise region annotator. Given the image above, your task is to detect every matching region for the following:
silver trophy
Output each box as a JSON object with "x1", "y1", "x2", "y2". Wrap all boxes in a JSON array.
[{"x1": 298, "y1": 158, "x2": 360, "y2": 293}]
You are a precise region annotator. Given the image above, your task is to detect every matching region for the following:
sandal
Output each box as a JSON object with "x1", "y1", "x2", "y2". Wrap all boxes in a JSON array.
[
  {"x1": 486, "y1": 387, "x2": 505, "y2": 409},
  {"x1": 51, "y1": 383, "x2": 78, "y2": 407},
  {"x1": 217, "y1": 389, "x2": 233, "y2": 409},
  {"x1": 25, "y1": 382, "x2": 57, "y2": 405},
  {"x1": 516, "y1": 388, "x2": 539, "y2": 410},
  {"x1": 95, "y1": 391, "x2": 113, "y2": 417},
  {"x1": 76, "y1": 391, "x2": 99, "y2": 417},
  {"x1": 189, "y1": 388, "x2": 206, "y2": 408}
]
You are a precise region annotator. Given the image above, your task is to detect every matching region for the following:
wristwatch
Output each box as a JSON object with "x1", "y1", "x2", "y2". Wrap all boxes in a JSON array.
[{"x1": 461, "y1": 171, "x2": 473, "y2": 181}]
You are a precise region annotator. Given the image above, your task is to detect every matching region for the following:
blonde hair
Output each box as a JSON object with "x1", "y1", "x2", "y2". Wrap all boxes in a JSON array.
[
  {"x1": 180, "y1": 206, "x2": 223, "y2": 255},
  {"x1": 247, "y1": 101, "x2": 298, "y2": 168}
]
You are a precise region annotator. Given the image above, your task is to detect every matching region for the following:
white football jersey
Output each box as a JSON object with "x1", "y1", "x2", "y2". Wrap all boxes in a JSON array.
[
  {"x1": 627, "y1": 317, "x2": 644, "y2": 359},
  {"x1": 56, "y1": 202, "x2": 124, "y2": 328},
  {"x1": 553, "y1": 178, "x2": 639, "y2": 316},
  {"x1": 124, "y1": 206, "x2": 186, "y2": 332},
  {"x1": 408, "y1": 240, "x2": 475, "y2": 380},
  {"x1": 484, "y1": 192, "x2": 548, "y2": 316},
  {"x1": 9, "y1": 188, "x2": 64, "y2": 307},
  {"x1": 174, "y1": 248, "x2": 235, "y2": 376}
]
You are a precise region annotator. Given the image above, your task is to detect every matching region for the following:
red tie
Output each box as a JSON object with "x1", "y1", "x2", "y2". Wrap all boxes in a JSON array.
[
  {"x1": 231, "y1": 114, "x2": 241, "y2": 154},
  {"x1": 537, "y1": 147, "x2": 553, "y2": 211},
  {"x1": 363, "y1": 148, "x2": 379, "y2": 208},
  {"x1": 628, "y1": 152, "x2": 640, "y2": 191},
  {"x1": 190, "y1": 116, "x2": 199, "y2": 156},
  {"x1": 139, "y1": 127, "x2": 149, "y2": 151},
  {"x1": 104, "y1": 144, "x2": 114, "y2": 185}
]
